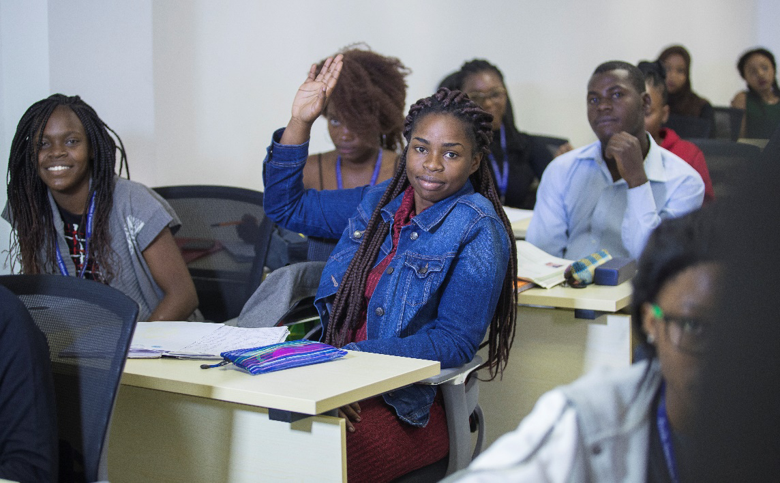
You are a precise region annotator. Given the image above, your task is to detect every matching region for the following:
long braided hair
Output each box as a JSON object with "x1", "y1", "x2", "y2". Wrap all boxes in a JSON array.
[
  {"x1": 324, "y1": 87, "x2": 518, "y2": 380},
  {"x1": 6, "y1": 94, "x2": 129, "y2": 281}
]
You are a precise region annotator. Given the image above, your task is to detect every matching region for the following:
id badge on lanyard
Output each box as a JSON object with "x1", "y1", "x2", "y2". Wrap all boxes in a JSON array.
[{"x1": 54, "y1": 193, "x2": 96, "y2": 278}]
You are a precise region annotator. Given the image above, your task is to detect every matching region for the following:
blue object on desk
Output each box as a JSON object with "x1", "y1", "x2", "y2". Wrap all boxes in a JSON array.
[{"x1": 594, "y1": 258, "x2": 637, "y2": 286}]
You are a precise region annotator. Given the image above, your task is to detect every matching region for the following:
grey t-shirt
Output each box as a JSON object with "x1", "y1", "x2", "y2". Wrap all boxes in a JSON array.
[{"x1": 3, "y1": 177, "x2": 181, "y2": 321}]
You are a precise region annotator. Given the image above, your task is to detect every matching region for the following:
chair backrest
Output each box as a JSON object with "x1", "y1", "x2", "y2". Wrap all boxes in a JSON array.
[
  {"x1": 665, "y1": 114, "x2": 712, "y2": 139},
  {"x1": 0, "y1": 274, "x2": 139, "y2": 483},
  {"x1": 688, "y1": 139, "x2": 762, "y2": 198},
  {"x1": 153, "y1": 185, "x2": 274, "y2": 322},
  {"x1": 531, "y1": 134, "x2": 569, "y2": 158},
  {"x1": 712, "y1": 106, "x2": 745, "y2": 142}
]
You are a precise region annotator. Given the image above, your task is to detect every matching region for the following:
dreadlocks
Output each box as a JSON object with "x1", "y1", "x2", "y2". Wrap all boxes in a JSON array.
[
  {"x1": 316, "y1": 44, "x2": 410, "y2": 151},
  {"x1": 325, "y1": 87, "x2": 518, "y2": 380},
  {"x1": 6, "y1": 94, "x2": 129, "y2": 281}
]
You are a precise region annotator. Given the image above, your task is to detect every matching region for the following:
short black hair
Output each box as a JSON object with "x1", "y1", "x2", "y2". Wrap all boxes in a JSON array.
[
  {"x1": 631, "y1": 206, "x2": 719, "y2": 358},
  {"x1": 592, "y1": 60, "x2": 646, "y2": 95},
  {"x1": 638, "y1": 60, "x2": 668, "y2": 105}
]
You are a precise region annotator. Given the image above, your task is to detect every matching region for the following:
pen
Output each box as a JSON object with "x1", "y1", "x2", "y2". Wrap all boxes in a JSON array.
[{"x1": 210, "y1": 221, "x2": 243, "y2": 227}]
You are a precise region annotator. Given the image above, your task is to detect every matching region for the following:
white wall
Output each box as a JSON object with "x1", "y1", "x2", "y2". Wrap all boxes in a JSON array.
[
  {"x1": 1, "y1": 0, "x2": 777, "y2": 273},
  {"x1": 0, "y1": 0, "x2": 50, "y2": 274},
  {"x1": 150, "y1": 0, "x2": 762, "y2": 190}
]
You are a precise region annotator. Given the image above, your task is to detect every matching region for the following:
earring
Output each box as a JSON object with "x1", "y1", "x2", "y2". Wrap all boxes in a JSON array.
[{"x1": 647, "y1": 334, "x2": 656, "y2": 344}]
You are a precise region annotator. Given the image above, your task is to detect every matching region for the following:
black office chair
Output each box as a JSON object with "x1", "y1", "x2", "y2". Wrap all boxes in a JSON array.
[
  {"x1": 664, "y1": 113, "x2": 712, "y2": 139},
  {"x1": 688, "y1": 139, "x2": 761, "y2": 198},
  {"x1": 153, "y1": 185, "x2": 278, "y2": 322},
  {"x1": 0, "y1": 274, "x2": 139, "y2": 483},
  {"x1": 712, "y1": 106, "x2": 745, "y2": 142},
  {"x1": 531, "y1": 134, "x2": 570, "y2": 158}
]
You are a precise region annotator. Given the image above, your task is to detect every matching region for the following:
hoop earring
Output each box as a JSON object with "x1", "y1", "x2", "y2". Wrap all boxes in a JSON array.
[{"x1": 647, "y1": 334, "x2": 656, "y2": 344}]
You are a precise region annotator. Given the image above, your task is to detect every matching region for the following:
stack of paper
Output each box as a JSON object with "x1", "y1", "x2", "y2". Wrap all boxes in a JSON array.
[
  {"x1": 129, "y1": 322, "x2": 290, "y2": 360},
  {"x1": 516, "y1": 241, "x2": 573, "y2": 289}
]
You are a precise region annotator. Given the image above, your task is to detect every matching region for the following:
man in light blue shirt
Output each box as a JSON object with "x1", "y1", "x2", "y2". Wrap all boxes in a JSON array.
[{"x1": 527, "y1": 61, "x2": 704, "y2": 260}]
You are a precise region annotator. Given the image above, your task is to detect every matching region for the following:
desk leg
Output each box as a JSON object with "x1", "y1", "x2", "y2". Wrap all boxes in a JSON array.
[
  {"x1": 477, "y1": 306, "x2": 632, "y2": 448},
  {"x1": 108, "y1": 385, "x2": 347, "y2": 482}
]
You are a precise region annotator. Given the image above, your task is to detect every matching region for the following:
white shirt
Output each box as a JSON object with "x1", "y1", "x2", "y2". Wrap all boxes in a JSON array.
[{"x1": 527, "y1": 135, "x2": 704, "y2": 260}]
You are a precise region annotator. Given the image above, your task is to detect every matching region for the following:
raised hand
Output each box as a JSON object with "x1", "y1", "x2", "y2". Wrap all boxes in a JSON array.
[{"x1": 281, "y1": 54, "x2": 343, "y2": 145}]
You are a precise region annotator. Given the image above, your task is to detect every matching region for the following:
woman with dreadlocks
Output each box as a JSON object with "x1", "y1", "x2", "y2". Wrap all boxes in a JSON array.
[
  {"x1": 3, "y1": 94, "x2": 198, "y2": 321},
  {"x1": 263, "y1": 56, "x2": 517, "y2": 481},
  {"x1": 301, "y1": 44, "x2": 409, "y2": 191}
]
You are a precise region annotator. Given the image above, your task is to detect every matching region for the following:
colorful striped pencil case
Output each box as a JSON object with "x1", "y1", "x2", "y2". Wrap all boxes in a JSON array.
[
  {"x1": 201, "y1": 339, "x2": 347, "y2": 375},
  {"x1": 564, "y1": 249, "x2": 612, "y2": 288}
]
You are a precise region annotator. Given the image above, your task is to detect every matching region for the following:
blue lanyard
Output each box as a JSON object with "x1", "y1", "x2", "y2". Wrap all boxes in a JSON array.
[
  {"x1": 657, "y1": 382, "x2": 680, "y2": 483},
  {"x1": 336, "y1": 149, "x2": 383, "y2": 190},
  {"x1": 54, "y1": 193, "x2": 96, "y2": 278},
  {"x1": 487, "y1": 124, "x2": 509, "y2": 202}
]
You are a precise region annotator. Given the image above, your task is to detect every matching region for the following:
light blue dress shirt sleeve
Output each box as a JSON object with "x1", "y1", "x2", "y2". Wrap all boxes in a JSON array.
[{"x1": 526, "y1": 159, "x2": 570, "y2": 258}]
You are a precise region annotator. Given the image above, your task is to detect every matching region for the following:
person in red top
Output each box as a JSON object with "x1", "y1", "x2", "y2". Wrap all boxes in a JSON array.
[{"x1": 639, "y1": 61, "x2": 714, "y2": 203}]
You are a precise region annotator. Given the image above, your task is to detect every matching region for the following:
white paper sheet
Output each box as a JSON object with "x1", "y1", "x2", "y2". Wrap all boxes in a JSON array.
[
  {"x1": 129, "y1": 322, "x2": 289, "y2": 359},
  {"x1": 170, "y1": 325, "x2": 290, "y2": 359}
]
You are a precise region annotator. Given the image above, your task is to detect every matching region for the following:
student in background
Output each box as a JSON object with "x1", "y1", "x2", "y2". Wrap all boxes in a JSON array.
[
  {"x1": 3, "y1": 94, "x2": 198, "y2": 321},
  {"x1": 640, "y1": 60, "x2": 715, "y2": 203},
  {"x1": 527, "y1": 61, "x2": 704, "y2": 261},
  {"x1": 263, "y1": 55, "x2": 517, "y2": 482},
  {"x1": 657, "y1": 45, "x2": 715, "y2": 133},
  {"x1": 445, "y1": 206, "x2": 721, "y2": 482},
  {"x1": 440, "y1": 59, "x2": 553, "y2": 209},
  {"x1": 301, "y1": 45, "x2": 409, "y2": 191},
  {"x1": 0, "y1": 286, "x2": 58, "y2": 483},
  {"x1": 731, "y1": 47, "x2": 780, "y2": 139}
]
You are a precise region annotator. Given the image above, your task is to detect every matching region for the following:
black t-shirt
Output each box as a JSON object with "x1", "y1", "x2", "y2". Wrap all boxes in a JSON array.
[{"x1": 58, "y1": 207, "x2": 100, "y2": 280}]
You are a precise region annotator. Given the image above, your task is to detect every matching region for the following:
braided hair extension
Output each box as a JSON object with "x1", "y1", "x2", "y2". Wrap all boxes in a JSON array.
[
  {"x1": 6, "y1": 94, "x2": 129, "y2": 281},
  {"x1": 316, "y1": 44, "x2": 410, "y2": 151},
  {"x1": 325, "y1": 87, "x2": 518, "y2": 380}
]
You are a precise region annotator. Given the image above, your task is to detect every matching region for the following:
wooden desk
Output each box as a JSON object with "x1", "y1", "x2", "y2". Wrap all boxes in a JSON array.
[
  {"x1": 511, "y1": 217, "x2": 531, "y2": 240},
  {"x1": 108, "y1": 352, "x2": 439, "y2": 482},
  {"x1": 503, "y1": 207, "x2": 533, "y2": 240},
  {"x1": 477, "y1": 282, "x2": 633, "y2": 447}
]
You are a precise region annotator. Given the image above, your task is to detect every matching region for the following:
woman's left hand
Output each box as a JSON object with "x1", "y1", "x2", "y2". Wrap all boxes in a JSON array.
[{"x1": 338, "y1": 402, "x2": 362, "y2": 433}]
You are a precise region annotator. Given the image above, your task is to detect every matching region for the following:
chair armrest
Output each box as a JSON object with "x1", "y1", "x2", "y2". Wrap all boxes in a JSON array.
[{"x1": 416, "y1": 355, "x2": 483, "y2": 386}]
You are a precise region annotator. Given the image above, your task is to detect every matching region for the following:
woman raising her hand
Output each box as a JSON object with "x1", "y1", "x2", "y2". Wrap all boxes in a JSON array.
[
  {"x1": 300, "y1": 45, "x2": 409, "y2": 191},
  {"x1": 263, "y1": 55, "x2": 517, "y2": 482}
]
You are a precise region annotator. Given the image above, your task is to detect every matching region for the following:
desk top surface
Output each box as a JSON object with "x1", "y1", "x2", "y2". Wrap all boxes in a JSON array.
[
  {"x1": 511, "y1": 217, "x2": 531, "y2": 240},
  {"x1": 517, "y1": 280, "x2": 633, "y2": 312},
  {"x1": 121, "y1": 351, "x2": 439, "y2": 415}
]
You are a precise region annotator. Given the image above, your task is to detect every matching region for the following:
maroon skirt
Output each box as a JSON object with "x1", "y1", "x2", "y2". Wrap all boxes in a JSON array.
[{"x1": 345, "y1": 393, "x2": 449, "y2": 482}]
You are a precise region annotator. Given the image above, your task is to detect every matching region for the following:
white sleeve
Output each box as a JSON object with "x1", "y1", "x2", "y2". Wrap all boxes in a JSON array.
[{"x1": 444, "y1": 390, "x2": 580, "y2": 482}]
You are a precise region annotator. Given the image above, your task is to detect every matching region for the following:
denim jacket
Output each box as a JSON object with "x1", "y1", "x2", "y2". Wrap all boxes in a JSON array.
[{"x1": 263, "y1": 129, "x2": 510, "y2": 426}]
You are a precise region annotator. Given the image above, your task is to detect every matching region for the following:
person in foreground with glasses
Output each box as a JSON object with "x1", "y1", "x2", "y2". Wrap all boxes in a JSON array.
[
  {"x1": 445, "y1": 206, "x2": 719, "y2": 482},
  {"x1": 439, "y1": 59, "x2": 553, "y2": 209}
]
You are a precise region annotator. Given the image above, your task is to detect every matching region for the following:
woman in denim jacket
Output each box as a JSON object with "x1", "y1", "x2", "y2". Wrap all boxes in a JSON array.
[{"x1": 263, "y1": 56, "x2": 518, "y2": 481}]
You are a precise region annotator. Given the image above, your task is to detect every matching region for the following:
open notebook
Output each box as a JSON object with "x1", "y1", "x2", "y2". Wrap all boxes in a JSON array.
[
  {"x1": 516, "y1": 241, "x2": 573, "y2": 289},
  {"x1": 129, "y1": 322, "x2": 289, "y2": 360}
]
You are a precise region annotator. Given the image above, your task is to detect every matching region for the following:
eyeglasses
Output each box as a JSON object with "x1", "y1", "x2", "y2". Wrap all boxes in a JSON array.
[
  {"x1": 466, "y1": 89, "x2": 507, "y2": 105},
  {"x1": 651, "y1": 304, "x2": 710, "y2": 354}
]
